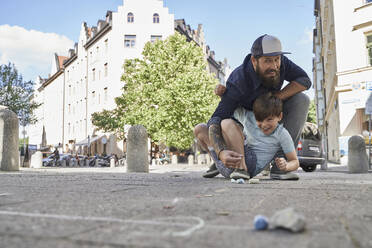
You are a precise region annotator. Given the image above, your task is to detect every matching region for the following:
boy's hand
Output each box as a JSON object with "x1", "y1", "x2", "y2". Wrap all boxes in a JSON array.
[
  {"x1": 275, "y1": 157, "x2": 287, "y2": 171},
  {"x1": 214, "y1": 84, "x2": 226, "y2": 96}
]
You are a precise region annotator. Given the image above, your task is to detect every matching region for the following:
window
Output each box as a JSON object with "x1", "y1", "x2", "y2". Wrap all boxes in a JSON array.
[
  {"x1": 104, "y1": 63, "x2": 108, "y2": 77},
  {"x1": 92, "y1": 91, "x2": 96, "y2": 104},
  {"x1": 104, "y1": 87, "x2": 108, "y2": 102},
  {"x1": 68, "y1": 104, "x2": 71, "y2": 114},
  {"x1": 367, "y1": 34, "x2": 372, "y2": 66},
  {"x1": 68, "y1": 123, "x2": 71, "y2": 135},
  {"x1": 96, "y1": 46, "x2": 99, "y2": 60},
  {"x1": 151, "y1": 35, "x2": 162, "y2": 43},
  {"x1": 92, "y1": 68, "x2": 96, "y2": 81},
  {"x1": 124, "y1": 35, "x2": 136, "y2": 48},
  {"x1": 127, "y1": 12, "x2": 134, "y2": 23},
  {"x1": 68, "y1": 85, "x2": 71, "y2": 96},
  {"x1": 105, "y1": 39, "x2": 108, "y2": 53},
  {"x1": 153, "y1": 13, "x2": 160, "y2": 23}
]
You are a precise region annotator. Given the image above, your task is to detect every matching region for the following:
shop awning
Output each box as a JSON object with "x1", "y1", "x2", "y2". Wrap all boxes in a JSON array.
[{"x1": 75, "y1": 135, "x2": 105, "y2": 146}]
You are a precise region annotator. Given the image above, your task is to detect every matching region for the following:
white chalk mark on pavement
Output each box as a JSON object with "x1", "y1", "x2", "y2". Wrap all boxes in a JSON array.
[
  {"x1": 155, "y1": 216, "x2": 205, "y2": 237},
  {"x1": 0, "y1": 210, "x2": 250, "y2": 234},
  {"x1": 0, "y1": 210, "x2": 205, "y2": 236},
  {"x1": 0, "y1": 193, "x2": 12, "y2": 197}
]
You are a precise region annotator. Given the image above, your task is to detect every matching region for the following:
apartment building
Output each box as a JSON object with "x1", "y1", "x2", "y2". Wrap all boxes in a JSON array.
[
  {"x1": 313, "y1": 0, "x2": 372, "y2": 162},
  {"x1": 28, "y1": 0, "x2": 229, "y2": 155}
]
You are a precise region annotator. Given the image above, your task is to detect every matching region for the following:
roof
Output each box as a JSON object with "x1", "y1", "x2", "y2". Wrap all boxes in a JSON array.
[{"x1": 57, "y1": 56, "x2": 68, "y2": 70}]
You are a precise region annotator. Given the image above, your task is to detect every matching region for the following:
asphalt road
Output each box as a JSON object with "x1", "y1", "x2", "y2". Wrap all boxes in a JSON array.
[{"x1": 1, "y1": 164, "x2": 372, "y2": 248}]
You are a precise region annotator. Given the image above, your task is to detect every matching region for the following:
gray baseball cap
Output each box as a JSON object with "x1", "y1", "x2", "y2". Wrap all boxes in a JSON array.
[{"x1": 251, "y1": 34, "x2": 291, "y2": 57}]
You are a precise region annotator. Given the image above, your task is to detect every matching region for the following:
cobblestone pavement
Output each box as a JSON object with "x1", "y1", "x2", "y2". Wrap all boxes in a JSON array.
[{"x1": 1, "y1": 162, "x2": 372, "y2": 248}]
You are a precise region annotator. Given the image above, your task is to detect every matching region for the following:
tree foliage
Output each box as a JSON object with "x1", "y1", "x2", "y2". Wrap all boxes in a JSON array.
[
  {"x1": 92, "y1": 33, "x2": 219, "y2": 149},
  {"x1": 306, "y1": 99, "x2": 317, "y2": 124},
  {"x1": 0, "y1": 63, "x2": 41, "y2": 126}
]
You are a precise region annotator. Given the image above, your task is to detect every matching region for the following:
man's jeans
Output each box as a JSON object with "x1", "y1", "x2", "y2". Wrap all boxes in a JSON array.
[{"x1": 282, "y1": 92, "x2": 310, "y2": 148}]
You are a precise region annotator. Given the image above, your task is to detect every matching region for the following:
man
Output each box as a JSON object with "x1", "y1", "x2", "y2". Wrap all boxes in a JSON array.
[{"x1": 194, "y1": 34, "x2": 310, "y2": 180}]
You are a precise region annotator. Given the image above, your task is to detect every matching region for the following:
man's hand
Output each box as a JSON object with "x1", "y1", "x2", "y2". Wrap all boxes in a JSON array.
[
  {"x1": 275, "y1": 157, "x2": 288, "y2": 171},
  {"x1": 214, "y1": 84, "x2": 226, "y2": 97},
  {"x1": 219, "y1": 150, "x2": 243, "y2": 168}
]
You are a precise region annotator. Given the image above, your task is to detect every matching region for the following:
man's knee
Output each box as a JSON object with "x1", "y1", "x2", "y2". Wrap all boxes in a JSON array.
[
  {"x1": 221, "y1": 119, "x2": 238, "y2": 131},
  {"x1": 290, "y1": 92, "x2": 310, "y2": 107},
  {"x1": 193, "y1": 123, "x2": 207, "y2": 138},
  {"x1": 284, "y1": 92, "x2": 310, "y2": 113}
]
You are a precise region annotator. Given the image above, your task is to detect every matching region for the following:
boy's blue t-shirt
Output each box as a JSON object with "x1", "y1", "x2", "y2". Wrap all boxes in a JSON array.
[{"x1": 233, "y1": 108, "x2": 295, "y2": 175}]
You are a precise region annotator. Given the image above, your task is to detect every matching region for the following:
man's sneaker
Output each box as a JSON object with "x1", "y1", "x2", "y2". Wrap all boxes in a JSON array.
[
  {"x1": 230, "y1": 168, "x2": 250, "y2": 180},
  {"x1": 202, "y1": 163, "x2": 219, "y2": 178},
  {"x1": 270, "y1": 161, "x2": 299, "y2": 180}
]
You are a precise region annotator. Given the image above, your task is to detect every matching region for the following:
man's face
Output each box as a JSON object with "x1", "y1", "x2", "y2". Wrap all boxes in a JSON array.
[{"x1": 252, "y1": 55, "x2": 281, "y2": 89}]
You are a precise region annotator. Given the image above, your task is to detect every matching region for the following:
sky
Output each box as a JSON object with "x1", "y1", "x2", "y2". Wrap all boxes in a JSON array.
[{"x1": 0, "y1": 0, "x2": 315, "y2": 98}]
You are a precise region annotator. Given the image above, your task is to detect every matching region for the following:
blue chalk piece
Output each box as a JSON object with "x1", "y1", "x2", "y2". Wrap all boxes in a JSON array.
[
  {"x1": 237, "y1": 178, "x2": 245, "y2": 184},
  {"x1": 254, "y1": 215, "x2": 268, "y2": 230}
]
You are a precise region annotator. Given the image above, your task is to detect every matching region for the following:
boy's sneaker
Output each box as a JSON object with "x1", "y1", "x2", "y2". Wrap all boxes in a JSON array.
[
  {"x1": 202, "y1": 163, "x2": 219, "y2": 178},
  {"x1": 269, "y1": 161, "x2": 299, "y2": 180},
  {"x1": 230, "y1": 168, "x2": 250, "y2": 180}
]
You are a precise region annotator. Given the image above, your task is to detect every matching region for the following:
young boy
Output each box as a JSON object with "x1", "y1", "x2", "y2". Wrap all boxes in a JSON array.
[{"x1": 208, "y1": 92, "x2": 299, "y2": 180}]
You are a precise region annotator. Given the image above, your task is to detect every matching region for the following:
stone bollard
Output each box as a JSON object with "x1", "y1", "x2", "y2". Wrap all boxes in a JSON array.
[
  {"x1": 197, "y1": 154, "x2": 205, "y2": 165},
  {"x1": 61, "y1": 160, "x2": 66, "y2": 167},
  {"x1": 85, "y1": 159, "x2": 89, "y2": 167},
  {"x1": 30, "y1": 151, "x2": 43, "y2": 168},
  {"x1": 188, "y1": 155, "x2": 194, "y2": 166},
  {"x1": 0, "y1": 107, "x2": 20, "y2": 171},
  {"x1": 171, "y1": 155, "x2": 178, "y2": 165},
  {"x1": 127, "y1": 125, "x2": 149, "y2": 173},
  {"x1": 348, "y1": 135, "x2": 369, "y2": 173},
  {"x1": 206, "y1": 154, "x2": 211, "y2": 165},
  {"x1": 110, "y1": 158, "x2": 115, "y2": 168}
]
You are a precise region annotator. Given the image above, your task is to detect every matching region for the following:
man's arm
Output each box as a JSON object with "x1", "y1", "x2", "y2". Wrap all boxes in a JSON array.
[
  {"x1": 274, "y1": 81, "x2": 307, "y2": 101},
  {"x1": 275, "y1": 150, "x2": 299, "y2": 172},
  {"x1": 208, "y1": 123, "x2": 243, "y2": 167},
  {"x1": 277, "y1": 56, "x2": 312, "y2": 100},
  {"x1": 207, "y1": 94, "x2": 242, "y2": 167}
]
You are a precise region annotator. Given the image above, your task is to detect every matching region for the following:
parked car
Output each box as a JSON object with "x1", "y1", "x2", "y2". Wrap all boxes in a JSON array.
[{"x1": 297, "y1": 122, "x2": 325, "y2": 172}]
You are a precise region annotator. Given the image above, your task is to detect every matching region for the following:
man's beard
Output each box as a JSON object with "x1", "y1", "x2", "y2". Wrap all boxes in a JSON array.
[{"x1": 256, "y1": 63, "x2": 280, "y2": 89}]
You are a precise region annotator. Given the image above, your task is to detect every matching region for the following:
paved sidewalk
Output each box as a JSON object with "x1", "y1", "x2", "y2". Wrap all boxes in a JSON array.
[{"x1": 1, "y1": 162, "x2": 372, "y2": 248}]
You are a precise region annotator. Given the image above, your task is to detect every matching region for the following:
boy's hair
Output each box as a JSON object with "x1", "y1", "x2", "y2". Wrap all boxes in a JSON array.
[{"x1": 253, "y1": 92, "x2": 283, "y2": 121}]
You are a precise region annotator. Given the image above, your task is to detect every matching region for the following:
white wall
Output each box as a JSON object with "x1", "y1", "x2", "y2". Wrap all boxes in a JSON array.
[{"x1": 43, "y1": 74, "x2": 64, "y2": 146}]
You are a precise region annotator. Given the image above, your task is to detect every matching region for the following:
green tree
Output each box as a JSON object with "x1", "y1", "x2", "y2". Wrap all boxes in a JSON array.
[
  {"x1": 0, "y1": 63, "x2": 41, "y2": 126},
  {"x1": 307, "y1": 99, "x2": 317, "y2": 124},
  {"x1": 92, "y1": 33, "x2": 219, "y2": 149}
]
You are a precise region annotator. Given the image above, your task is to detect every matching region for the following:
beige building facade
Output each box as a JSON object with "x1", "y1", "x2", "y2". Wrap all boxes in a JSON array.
[{"x1": 314, "y1": 0, "x2": 372, "y2": 162}]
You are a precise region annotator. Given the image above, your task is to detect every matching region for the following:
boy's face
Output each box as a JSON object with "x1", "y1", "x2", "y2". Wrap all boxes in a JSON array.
[{"x1": 256, "y1": 113, "x2": 283, "y2": 135}]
